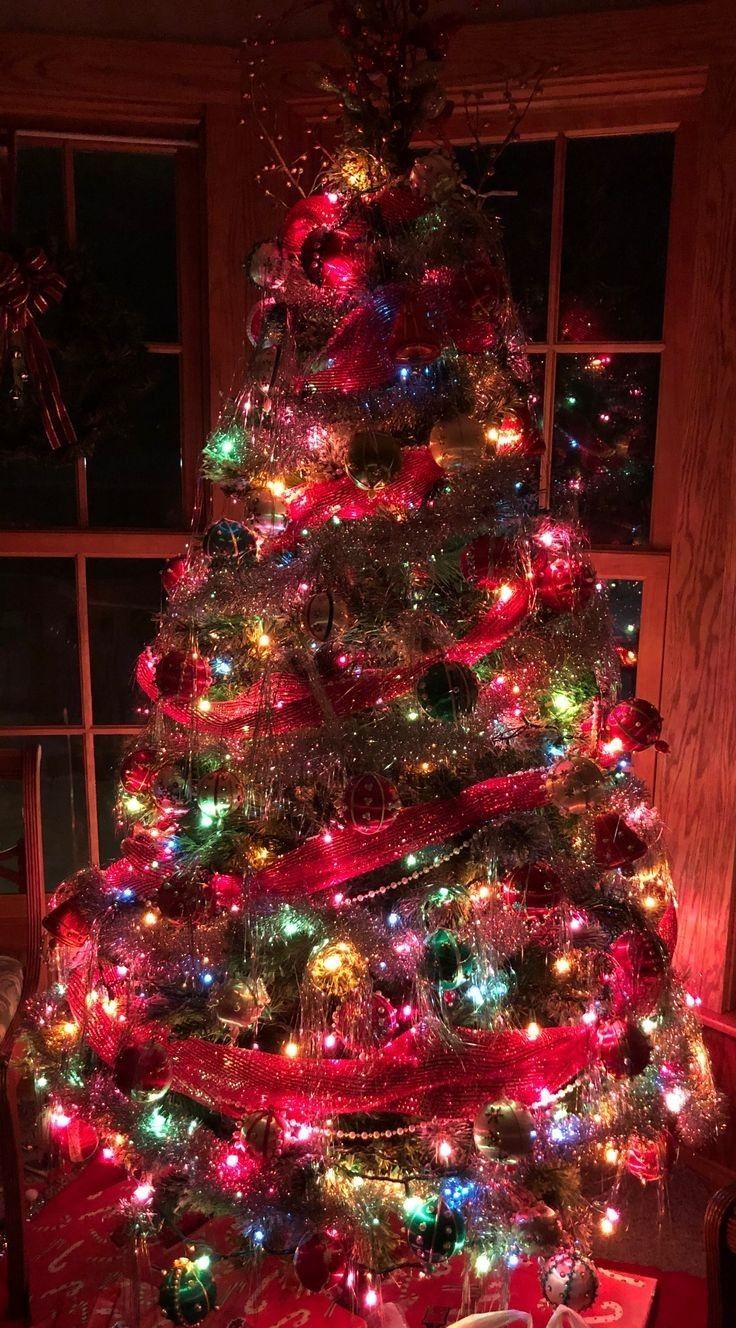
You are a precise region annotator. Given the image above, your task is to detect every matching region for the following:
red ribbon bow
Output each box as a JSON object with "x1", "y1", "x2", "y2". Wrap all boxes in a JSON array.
[{"x1": 0, "y1": 247, "x2": 77, "y2": 450}]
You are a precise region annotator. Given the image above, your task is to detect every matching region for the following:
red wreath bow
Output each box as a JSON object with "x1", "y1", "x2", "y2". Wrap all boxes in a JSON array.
[{"x1": 0, "y1": 247, "x2": 77, "y2": 450}]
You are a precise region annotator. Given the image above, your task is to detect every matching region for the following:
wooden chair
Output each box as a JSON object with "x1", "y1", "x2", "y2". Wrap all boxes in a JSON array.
[
  {"x1": 705, "y1": 1179, "x2": 736, "y2": 1327},
  {"x1": 0, "y1": 745, "x2": 45, "y2": 1325}
]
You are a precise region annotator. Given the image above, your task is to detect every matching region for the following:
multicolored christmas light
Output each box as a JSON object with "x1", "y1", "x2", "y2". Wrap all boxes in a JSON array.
[{"x1": 27, "y1": 4, "x2": 719, "y2": 1322}]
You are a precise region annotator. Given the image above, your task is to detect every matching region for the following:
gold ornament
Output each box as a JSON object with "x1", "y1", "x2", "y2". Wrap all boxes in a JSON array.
[
  {"x1": 546, "y1": 757, "x2": 609, "y2": 814},
  {"x1": 306, "y1": 938, "x2": 368, "y2": 998},
  {"x1": 428, "y1": 415, "x2": 486, "y2": 472},
  {"x1": 345, "y1": 429, "x2": 402, "y2": 490},
  {"x1": 215, "y1": 976, "x2": 270, "y2": 1029}
]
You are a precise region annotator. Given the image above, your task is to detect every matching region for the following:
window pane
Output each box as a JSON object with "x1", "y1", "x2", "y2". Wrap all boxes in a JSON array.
[
  {"x1": 0, "y1": 737, "x2": 88, "y2": 889},
  {"x1": 551, "y1": 353, "x2": 659, "y2": 546},
  {"x1": 456, "y1": 140, "x2": 554, "y2": 342},
  {"x1": 560, "y1": 133, "x2": 674, "y2": 341},
  {"x1": 0, "y1": 454, "x2": 77, "y2": 528},
  {"x1": 88, "y1": 559, "x2": 165, "y2": 723},
  {"x1": 74, "y1": 150, "x2": 178, "y2": 342},
  {"x1": 15, "y1": 145, "x2": 65, "y2": 246},
  {"x1": 606, "y1": 579, "x2": 643, "y2": 698},
  {"x1": 0, "y1": 559, "x2": 80, "y2": 723},
  {"x1": 86, "y1": 353, "x2": 183, "y2": 528},
  {"x1": 95, "y1": 734, "x2": 129, "y2": 866}
]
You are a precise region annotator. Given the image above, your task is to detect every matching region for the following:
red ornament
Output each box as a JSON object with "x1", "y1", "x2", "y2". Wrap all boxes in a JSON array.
[
  {"x1": 344, "y1": 773, "x2": 401, "y2": 835},
  {"x1": 488, "y1": 404, "x2": 543, "y2": 457},
  {"x1": 626, "y1": 1130, "x2": 677, "y2": 1183},
  {"x1": 301, "y1": 227, "x2": 366, "y2": 291},
  {"x1": 391, "y1": 295, "x2": 440, "y2": 365},
  {"x1": 211, "y1": 872, "x2": 243, "y2": 910},
  {"x1": 43, "y1": 895, "x2": 93, "y2": 949},
  {"x1": 162, "y1": 556, "x2": 188, "y2": 596},
  {"x1": 120, "y1": 746, "x2": 158, "y2": 796},
  {"x1": 535, "y1": 551, "x2": 596, "y2": 613},
  {"x1": 503, "y1": 862, "x2": 563, "y2": 914},
  {"x1": 608, "y1": 928, "x2": 667, "y2": 1016},
  {"x1": 596, "y1": 1018, "x2": 652, "y2": 1078},
  {"x1": 332, "y1": 1265, "x2": 376, "y2": 1314},
  {"x1": 155, "y1": 650, "x2": 212, "y2": 700},
  {"x1": 157, "y1": 877, "x2": 213, "y2": 924},
  {"x1": 594, "y1": 813, "x2": 647, "y2": 868},
  {"x1": 282, "y1": 193, "x2": 344, "y2": 262},
  {"x1": 293, "y1": 1231, "x2": 348, "y2": 1292},
  {"x1": 334, "y1": 991, "x2": 398, "y2": 1047},
  {"x1": 460, "y1": 534, "x2": 518, "y2": 589},
  {"x1": 114, "y1": 1041, "x2": 172, "y2": 1103},
  {"x1": 54, "y1": 1114, "x2": 99, "y2": 1163},
  {"x1": 241, "y1": 1109, "x2": 282, "y2": 1159},
  {"x1": 604, "y1": 698, "x2": 667, "y2": 754},
  {"x1": 658, "y1": 900, "x2": 678, "y2": 956}
]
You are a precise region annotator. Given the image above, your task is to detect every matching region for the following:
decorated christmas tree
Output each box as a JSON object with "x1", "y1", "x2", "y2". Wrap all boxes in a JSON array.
[{"x1": 30, "y1": 6, "x2": 719, "y2": 1324}]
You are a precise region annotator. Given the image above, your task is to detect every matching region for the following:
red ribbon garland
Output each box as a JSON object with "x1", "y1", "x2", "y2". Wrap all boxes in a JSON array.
[
  {"x1": 136, "y1": 580, "x2": 531, "y2": 739},
  {"x1": 68, "y1": 965, "x2": 592, "y2": 1116},
  {"x1": 0, "y1": 248, "x2": 77, "y2": 450}
]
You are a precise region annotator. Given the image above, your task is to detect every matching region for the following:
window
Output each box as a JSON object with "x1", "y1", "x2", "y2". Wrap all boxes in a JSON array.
[
  {"x1": 458, "y1": 131, "x2": 676, "y2": 790},
  {"x1": 0, "y1": 129, "x2": 204, "y2": 882}
]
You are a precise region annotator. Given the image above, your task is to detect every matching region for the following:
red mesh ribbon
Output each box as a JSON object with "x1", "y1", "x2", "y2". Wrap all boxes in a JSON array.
[
  {"x1": 135, "y1": 581, "x2": 530, "y2": 739},
  {"x1": 305, "y1": 284, "x2": 399, "y2": 392},
  {"x1": 255, "y1": 764, "x2": 549, "y2": 897},
  {"x1": 68, "y1": 970, "x2": 591, "y2": 1116},
  {"x1": 0, "y1": 248, "x2": 76, "y2": 450},
  {"x1": 276, "y1": 445, "x2": 444, "y2": 549}
]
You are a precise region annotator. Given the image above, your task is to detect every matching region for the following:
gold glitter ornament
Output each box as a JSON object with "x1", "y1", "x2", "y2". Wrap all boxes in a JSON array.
[{"x1": 306, "y1": 938, "x2": 368, "y2": 998}]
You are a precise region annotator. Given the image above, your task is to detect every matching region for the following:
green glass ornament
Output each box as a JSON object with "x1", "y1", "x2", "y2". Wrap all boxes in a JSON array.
[
  {"x1": 424, "y1": 928, "x2": 473, "y2": 989},
  {"x1": 406, "y1": 1196, "x2": 465, "y2": 1266},
  {"x1": 418, "y1": 661, "x2": 478, "y2": 721},
  {"x1": 159, "y1": 1257, "x2": 217, "y2": 1325}
]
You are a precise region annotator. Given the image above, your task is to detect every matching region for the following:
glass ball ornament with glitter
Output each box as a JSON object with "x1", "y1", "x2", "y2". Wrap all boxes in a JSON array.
[
  {"x1": 540, "y1": 1251, "x2": 599, "y2": 1313},
  {"x1": 428, "y1": 414, "x2": 486, "y2": 471},
  {"x1": 307, "y1": 938, "x2": 368, "y2": 998},
  {"x1": 345, "y1": 428, "x2": 402, "y2": 490},
  {"x1": 159, "y1": 1256, "x2": 217, "y2": 1325},
  {"x1": 405, "y1": 1195, "x2": 465, "y2": 1266},
  {"x1": 202, "y1": 517, "x2": 257, "y2": 563},
  {"x1": 343, "y1": 772, "x2": 401, "y2": 834},
  {"x1": 215, "y1": 976, "x2": 270, "y2": 1030},
  {"x1": 473, "y1": 1099, "x2": 536, "y2": 1164},
  {"x1": 113, "y1": 1040, "x2": 172, "y2": 1104},
  {"x1": 418, "y1": 660, "x2": 478, "y2": 721}
]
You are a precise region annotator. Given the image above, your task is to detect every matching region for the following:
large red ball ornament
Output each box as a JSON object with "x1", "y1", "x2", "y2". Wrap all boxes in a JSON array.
[
  {"x1": 301, "y1": 227, "x2": 365, "y2": 291},
  {"x1": 486, "y1": 405, "x2": 542, "y2": 457},
  {"x1": 535, "y1": 551, "x2": 596, "y2": 613},
  {"x1": 282, "y1": 194, "x2": 345, "y2": 263},
  {"x1": 540, "y1": 1252, "x2": 599, "y2": 1313},
  {"x1": 503, "y1": 862, "x2": 563, "y2": 915},
  {"x1": 155, "y1": 650, "x2": 212, "y2": 700},
  {"x1": 121, "y1": 747, "x2": 158, "y2": 795},
  {"x1": 54, "y1": 1114, "x2": 99, "y2": 1163},
  {"x1": 293, "y1": 1231, "x2": 348, "y2": 1292},
  {"x1": 43, "y1": 895, "x2": 93, "y2": 949},
  {"x1": 334, "y1": 991, "x2": 398, "y2": 1048},
  {"x1": 344, "y1": 773, "x2": 401, "y2": 835},
  {"x1": 241, "y1": 1109, "x2": 282, "y2": 1159},
  {"x1": 460, "y1": 534, "x2": 518, "y2": 588},
  {"x1": 596, "y1": 1018, "x2": 652, "y2": 1078},
  {"x1": 605, "y1": 698, "x2": 666, "y2": 754},
  {"x1": 626, "y1": 1129, "x2": 677, "y2": 1183},
  {"x1": 608, "y1": 928, "x2": 667, "y2": 1016},
  {"x1": 157, "y1": 877, "x2": 213, "y2": 925},
  {"x1": 162, "y1": 556, "x2": 189, "y2": 596},
  {"x1": 391, "y1": 295, "x2": 441, "y2": 365},
  {"x1": 594, "y1": 812, "x2": 647, "y2": 868},
  {"x1": 114, "y1": 1041, "x2": 172, "y2": 1103}
]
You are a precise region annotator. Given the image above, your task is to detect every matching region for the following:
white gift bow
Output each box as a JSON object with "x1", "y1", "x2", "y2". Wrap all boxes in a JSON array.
[{"x1": 448, "y1": 1310, "x2": 588, "y2": 1328}]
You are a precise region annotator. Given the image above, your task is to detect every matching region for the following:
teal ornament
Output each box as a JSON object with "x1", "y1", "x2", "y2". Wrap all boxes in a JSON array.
[
  {"x1": 406, "y1": 1196, "x2": 465, "y2": 1266},
  {"x1": 424, "y1": 928, "x2": 473, "y2": 989},
  {"x1": 202, "y1": 519, "x2": 256, "y2": 562},
  {"x1": 159, "y1": 1257, "x2": 217, "y2": 1325},
  {"x1": 418, "y1": 661, "x2": 478, "y2": 721}
]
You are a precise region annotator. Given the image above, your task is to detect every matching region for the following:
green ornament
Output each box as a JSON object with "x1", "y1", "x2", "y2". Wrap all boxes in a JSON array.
[
  {"x1": 406, "y1": 1196, "x2": 465, "y2": 1266},
  {"x1": 418, "y1": 661, "x2": 478, "y2": 721},
  {"x1": 424, "y1": 928, "x2": 473, "y2": 989},
  {"x1": 159, "y1": 1257, "x2": 217, "y2": 1325},
  {"x1": 421, "y1": 883, "x2": 473, "y2": 929}
]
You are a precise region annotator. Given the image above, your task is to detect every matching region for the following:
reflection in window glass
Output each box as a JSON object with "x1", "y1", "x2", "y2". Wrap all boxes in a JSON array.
[
  {"x1": 15, "y1": 146, "x2": 66, "y2": 246},
  {"x1": 87, "y1": 354, "x2": 183, "y2": 529},
  {"x1": 606, "y1": 580, "x2": 642, "y2": 699},
  {"x1": 456, "y1": 140, "x2": 554, "y2": 342},
  {"x1": 0, "y1": 737, "x2": 88, "y2": 889},
  {"x1": 88, "y1": 559, "x2": 164, "y2": 724},
  {"x1": 74, "y1": 150, "x2": 178, "y2": 343},
  {"x1": 552, "y1": 353, "x2": 659, "y2": 546},
  {"x1": 95, "y1": 735, "x2": 129, "y2": 866},
  {"x1": 0, "y1": 454, "x2": 77, "y2": 529},
  {"x1": 560, "y1": 133, "x2": 674, "y2": 342},
  {"x1": 0, "y1": 560, "x2": 80, "y2": 724}
]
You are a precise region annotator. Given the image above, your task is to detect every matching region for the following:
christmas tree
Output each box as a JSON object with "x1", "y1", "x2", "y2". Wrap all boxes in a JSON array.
[{"x1": 31, "y1": 6, "x2": 718, "y2": 1323}]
